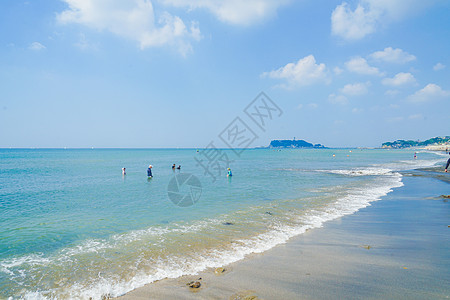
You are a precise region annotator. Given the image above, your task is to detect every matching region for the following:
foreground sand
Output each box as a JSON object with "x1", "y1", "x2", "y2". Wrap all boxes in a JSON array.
[{"x1": 118, "y1": 172, "x2": 450, "y2": 300}]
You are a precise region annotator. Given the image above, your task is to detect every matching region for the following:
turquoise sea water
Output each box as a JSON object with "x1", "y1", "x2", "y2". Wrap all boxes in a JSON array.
[{"x1": 0, "y1": 148, "x2": 446, "y2": 299}]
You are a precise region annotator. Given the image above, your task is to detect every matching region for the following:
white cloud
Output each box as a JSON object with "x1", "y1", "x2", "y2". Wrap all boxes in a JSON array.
[
  {"x1": 57, "y1": 0, "x2": 200, "y2": 54},
  {"x1": 366, "y1": 0, "x2": 438, "y2": 20},
  {"x1": 331, "y1": 2, "x2": 379, "y2": 40},
  {"x1": 75, "y1": 33, "x2": 98, "y2": 51},
  {"x1": 161, "y1": 0, "x2": 290, "y2": 25},
  {"x1": 331, "y1": 1, "x2": 438, "y2": 40},
  {"x1": 29, "y1": 42, "x2": 46, "y2": 50},
  {"x1": 189, "y1": 21, "x2": 202, "y2": 41},
  {"x1": 340, "y1": 82, "x2": 370, "y2": 96},
  {"x1": 385, "y1": 89, "x2": 400, "y2": 97},
  {"x1": 345, "y1": 57, "x2": 383, "y2": 76},
  {"x1": 433, "y1": 62, "x2": 446, "y2": 71},
  {"x1": 408, "y1": 114, "x2": 423, "y2": 120},
  {"x1": 387, "y1": 116, "x2": 404, "y2": 122},
  {"x1": 329, "y1": 82, "x2": 370, "y2": 107},
  {"x1": 328, "y1": 93, "x2": 348, "y2": 105},
  {"x1": 298, "y1": 103, "x2": 319, "y2": 110},
  {"x1": 407, "y1": 83, "x2": 450, "y2": 103},
  {"x1": 333, "y1": 67, "x2": 343, "y2": 75},
  {"x1": 261, "y1": 55, "x2": 328, "y2": 89},
  {"x1": 352, "y1": 107, "x2": 364, "y2": 113},
  {"x1": 369, "y1": 47, "x2": 416, "y2": 63},
  {"x1": 382, "y1": 72, "x2": 415, "y2": 86}
]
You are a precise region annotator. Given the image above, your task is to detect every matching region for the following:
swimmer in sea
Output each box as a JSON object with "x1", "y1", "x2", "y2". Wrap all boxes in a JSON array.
[
  {"x1": 176, "y1": 165, "x2": 181, "y2": 170},
  {"x1": 445, "y1": 153, "x2": 450, "y2": 172},
  {"x1": 147, "y1": 165, "x2": 153, "y2": 178}
]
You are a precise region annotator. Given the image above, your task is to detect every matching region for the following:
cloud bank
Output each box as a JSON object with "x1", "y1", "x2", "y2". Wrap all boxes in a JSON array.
[
  {"x1": 331, "y1": 0, "x2": 438, "y2": 40},
  {"x1": 29, "y1": 42, "x2": 46, "y2": 50},
  {"x1": 340, "y1": 82, "x2": 370, "y2": 96},
  {"x1": 261, "y1": 55, "x2": 328, "y2": 89},
  {"x1": 161, "y1": 0, "x2": 290, "y2": 25},
  {"x1": 57, "y1": 0, "x2": 201, "y2": 54},
  {"x1": 369, "y1": 47, "x2": 416, "y2": 63},
  {"x1": 345, "y1": 57, "x2": 383, "y2": 76},
  {"x1": 408, "y1": 84, "x2": 450, "y2": 102},
  {"x1": 433, "y1": 63, "x2": 445, "y2": 71},
  {"x1": 382, "y1": 72, "x2": 416, "y2": 86}
]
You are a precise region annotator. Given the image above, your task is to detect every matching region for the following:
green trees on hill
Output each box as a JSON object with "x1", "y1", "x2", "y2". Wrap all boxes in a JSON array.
[{"x1": 382, "y1": 136, "x2": 450, "y2": 148}]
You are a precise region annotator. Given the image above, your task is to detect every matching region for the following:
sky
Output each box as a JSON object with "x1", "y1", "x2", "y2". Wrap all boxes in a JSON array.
[{"x1": 0, "y1": 0, "x2": 449, "y2": 148}]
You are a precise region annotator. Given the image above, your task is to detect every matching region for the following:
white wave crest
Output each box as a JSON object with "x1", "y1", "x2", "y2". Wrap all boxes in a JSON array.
[
  {"x1": 324, "y1": 167, "x2": 394, "y2": 176},
  {"x1": 46, "y1": 175, "x2": 403, "y2": 299},
  {"x1": 3, "y1": 171, "x2": 406, "y2": 300}
]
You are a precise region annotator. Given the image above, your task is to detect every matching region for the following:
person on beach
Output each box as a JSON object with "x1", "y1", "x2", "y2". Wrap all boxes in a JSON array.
[
  {"x1": 445, "y1": 153, "x2": 450, "y2": 172},
  {"x1": 227, "y1": 168, "x2": 232, "y2": 177},
  {"x1": 147, "y1": 165, "x2": 153, "y2": 178},
  {"x1": 122, "y1": 167, "x2": 126, "y2": 175}
]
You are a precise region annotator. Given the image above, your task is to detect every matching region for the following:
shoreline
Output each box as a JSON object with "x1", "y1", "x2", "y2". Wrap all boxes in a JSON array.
[
  {"x1": 117, "y1": 171, "x2": 450, "y2": 299},
  {"x1": 425, "y1": 145, "x2": 450, "y2": 151}
]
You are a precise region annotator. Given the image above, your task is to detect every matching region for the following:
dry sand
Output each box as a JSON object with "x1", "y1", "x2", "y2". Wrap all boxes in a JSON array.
[{"x1": 425, "y1": 145, "x2": 450, "y2": 151}]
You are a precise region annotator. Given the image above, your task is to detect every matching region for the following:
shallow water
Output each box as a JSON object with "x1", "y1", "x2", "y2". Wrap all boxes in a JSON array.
[{"x1": 0, "y1": 148, "x2": 445, "y2": 299}]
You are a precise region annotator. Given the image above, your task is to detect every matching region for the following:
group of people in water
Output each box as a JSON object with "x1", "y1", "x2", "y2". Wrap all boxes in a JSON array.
[
  {"x1": 122, "y1": 166, "x2": 153, "y2": 177},
  {"x1": 122, "y1": 151, "x2": 450, "y2": 178},
  {"x1": 121, "y1": 164, "x2": 233, "y2": 177}
]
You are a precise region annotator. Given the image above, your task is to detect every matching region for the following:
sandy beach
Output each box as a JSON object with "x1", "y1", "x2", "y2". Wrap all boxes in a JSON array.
[
  {"x1": 425, "y1": 145, "x2": 450, "y2": 151},
  {"x1": 118, "y1": 169, "x2": 450, "y2": 300},
  {"x1": 3, "y1": 0, "x2": 450, "y2": 298}
]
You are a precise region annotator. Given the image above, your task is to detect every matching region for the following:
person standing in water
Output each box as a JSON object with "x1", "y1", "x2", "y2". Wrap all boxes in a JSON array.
[
  {"x1": 147, "y1": 165, "x2": 153, "y2": 178},
  {"x1": 227, "y1": 168, "x2": 232, "y2": 177},
  {"x1": 172, "y1": 164, "x2": 176, "y2": 170},
  {"x1": 122, "y1": 167, "x2": 126, "y2": 175},
  {"x1": 445, "y1": 153, "x2": 450, "y2": 172}
]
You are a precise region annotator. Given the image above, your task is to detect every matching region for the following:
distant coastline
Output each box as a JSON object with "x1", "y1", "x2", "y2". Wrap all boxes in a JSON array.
[
  {"x1": 266, "y1": 139, "x2": 326, "y2": 149},
  {"x1": 381, "y1": 136, "x2": 450, "y2": 149}
]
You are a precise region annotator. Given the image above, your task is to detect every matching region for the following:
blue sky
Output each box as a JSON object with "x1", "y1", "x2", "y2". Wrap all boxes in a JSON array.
[{"x1": 0, "y1": 0, "x2": 449, "y2": 148}]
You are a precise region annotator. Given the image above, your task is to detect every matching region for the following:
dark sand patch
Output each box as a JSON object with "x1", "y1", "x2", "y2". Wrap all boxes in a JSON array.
[{"x1": 404, "y1": 165, "x2": 450, "y2": 184}]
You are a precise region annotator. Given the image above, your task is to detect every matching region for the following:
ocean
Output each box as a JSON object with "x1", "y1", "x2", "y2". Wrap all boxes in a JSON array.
[{"x1": 0, "y1": 148, "x2": 446, "y2": 299}]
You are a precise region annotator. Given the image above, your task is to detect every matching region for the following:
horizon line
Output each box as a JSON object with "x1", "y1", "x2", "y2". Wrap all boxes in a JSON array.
[{"x1": 0, "y1": 146, "x2": 381, "y2": 150}]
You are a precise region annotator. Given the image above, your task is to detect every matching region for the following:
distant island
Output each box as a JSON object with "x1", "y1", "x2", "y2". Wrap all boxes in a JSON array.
[
  {"x1": 382, "y1": 136, "x2": 450, "y2": 149},
  {"x1": 268, "y1": 139, "x2": 326, "y2": 149}
]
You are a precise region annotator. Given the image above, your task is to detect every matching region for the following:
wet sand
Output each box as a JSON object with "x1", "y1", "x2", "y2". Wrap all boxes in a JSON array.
[
  {"x1": 407, "y1": 165, "x2": 450, "y2": 184},
  {"x1": 117, "y1": 174, "x2": 450, "y2": 300}
]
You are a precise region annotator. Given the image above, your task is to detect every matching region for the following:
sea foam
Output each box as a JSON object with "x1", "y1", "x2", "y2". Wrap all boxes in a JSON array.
[
  {"x1": 13, "y1": 171, "x2": 404, "y2": 299},
  {"x1": 3, "y1": 149, "x2": 440, "y2": 300}
]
